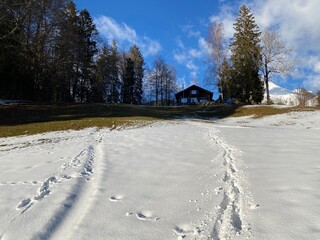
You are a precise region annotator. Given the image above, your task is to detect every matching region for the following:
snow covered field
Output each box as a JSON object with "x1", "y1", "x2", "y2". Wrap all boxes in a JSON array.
[{"x1": 1, "y1": 109, "x2": 320, "y2": 239}]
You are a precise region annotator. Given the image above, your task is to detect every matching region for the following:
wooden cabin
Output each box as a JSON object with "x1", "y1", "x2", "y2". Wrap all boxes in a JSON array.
[{"x1": 175, "y1": 85, "x2": 213, "y2": 104}]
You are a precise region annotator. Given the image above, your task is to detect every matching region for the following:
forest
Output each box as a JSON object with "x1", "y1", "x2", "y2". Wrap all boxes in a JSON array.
[
  {"x1": 0, "y1": 0, "x2": 178, "y2": 105},
  {"x1": 2, "y1": 1, "x2": 312, "y2": 105}
]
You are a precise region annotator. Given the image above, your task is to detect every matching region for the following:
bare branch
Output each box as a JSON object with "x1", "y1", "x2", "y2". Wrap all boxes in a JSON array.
[
  {"x1": 207, "y1": 21, "x2": 226, "y2": 100},
  {"x1": 261, "y1": 27, "x2": 296, "y2": 104}
]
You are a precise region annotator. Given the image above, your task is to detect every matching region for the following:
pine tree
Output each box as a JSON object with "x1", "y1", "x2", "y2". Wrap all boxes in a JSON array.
[
  {"x1": 78, "y1": 8, "x2": 98, "y2": 102},
  {"x1": 93, "y1": 45, "x2": 109, "y2": 102},
  {"x1": 0, "y1": 1, "x2": 25, "y2": 99},
  {"x1": 128, "y1": 44, "x2": 145, "y2": 104},
  {"x1": 230, "y1": 4, "x2": 264, "y2": 104},
  {"x1": 54, "y1": 1, "x2": 79, "y2": 102},
  {"x1": 1, "y1": 0, "x2": 67, "y2": 101},
  {"x1": 122, "y1": 58, "x2": 135, "y2": 104},
  {"x1": 219, "y1": 58, "x2": 232, "y2": 102}
]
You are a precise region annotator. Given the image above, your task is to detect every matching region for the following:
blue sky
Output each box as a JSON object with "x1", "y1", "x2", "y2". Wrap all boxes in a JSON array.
[{"x1": 74, "y1": 0, "x2": 320, "y2": 95}]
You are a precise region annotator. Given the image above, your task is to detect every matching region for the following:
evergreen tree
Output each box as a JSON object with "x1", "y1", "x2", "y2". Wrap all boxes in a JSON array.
[
  {"x1": 106, "y1": 40, "x2": 120, "y2": 103},
  {"x1": 219, "y1": 58, "x2": 232, "y2": 102},
  {"x1": 128, "y1": 44, "x2": 145, "y2": 104},
  {"x1": 1, "y1": 0, "x2": 66, "y2": 101},
  {"x1": 54, "y1": 1, "x2": 79, "y2": 102},
  {"x1": 77, "y1": 8, "x2": 98, "y2": 102},
  {"x1": 93, "y1": 45, "x2": 109, "y2": 102},
  {"x1": 122, "y1": 58, "x2": 135, "y2": 104},
  {"x1": 0, "y1": 1, "x2": 25, "y2": 99},
  {"x1": 230, "y1": 4, "x2": 264, "y2": 103}
]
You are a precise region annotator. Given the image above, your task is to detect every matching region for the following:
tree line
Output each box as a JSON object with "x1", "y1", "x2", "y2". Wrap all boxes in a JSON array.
[
  {"x1": 0, "y1": 0, "x2": 178, "y2": 104},
  {"x1": 207, "y1": 4, "x2": 295, "y2": 104}
]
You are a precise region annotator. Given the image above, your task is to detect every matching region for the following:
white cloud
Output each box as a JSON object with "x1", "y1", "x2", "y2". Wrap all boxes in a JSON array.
[
  {"x1": 314, "y1": 62, "x2": 320, "y2": 73},
  {"x1": 140, "y1": 36, "x2": 162, "y2": 57},
  {"x1": 303, "y1": 76, "x2": 320, "y2": 92},
  {"x1": 209, "y1": 4, "x2": 237, "y2": 39},
  {"x1": 182, "y1": 24, "x2": 201, "y2": 38},
  {"x1": 173, "y1": 36, "x2": 210, "y2": 81},
  {"x1": 254, "y1": 0, "x2": 320, "y2": 51},
  {"x1": 95, "y1": 16, "x2": 137, "y2": 43},
  {"x1": 252, "y1": 0, "x2": 320, "y2": 91},
  {"x1": 186, "y1": 61, "x2": 198, "y2": 72},
  {"x1": 173, "y1": 52, "x2": 187, "y2": 64},
  {"x1": 189, "y1": 49, "x2": 202, "y2": 58},
  {"x1": 95, "y1": 16, "x2": 161, "y2": 56},
  {"x1": 208, "y1": 0, "x2": 320, "y2": 91},
  {"x1": 198, "y1": 37, "x2": 210, "y2": 55}
]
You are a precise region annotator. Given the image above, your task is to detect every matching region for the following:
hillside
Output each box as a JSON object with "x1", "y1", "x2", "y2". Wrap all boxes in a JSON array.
[{"x1": 264, "y1": 82, "x2": 318, "y2": 106}]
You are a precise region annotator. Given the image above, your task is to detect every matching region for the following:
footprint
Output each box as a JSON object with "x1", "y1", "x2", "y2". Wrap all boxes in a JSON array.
[
  {"x1": 173, "y1": 225, "x2": 198, "y2": 238},
  {"x1": 214, "y1": 186, "x2": 223, "y2": 195},
  {"x1": 250, "y1": 204, "x2": 260, "y2": 209},
  {"x1": 16, "y1": 198, "x2": 31, "y2": 210},
  {"x1": 34, "y1": 176, "x2": 57, "y2": 201},
  {"x1": 109, "y1": 195, "x2": 125, "y2": 202},
  {"x1": 135, "y1": 211, "x2": 160, "y2": 221}
]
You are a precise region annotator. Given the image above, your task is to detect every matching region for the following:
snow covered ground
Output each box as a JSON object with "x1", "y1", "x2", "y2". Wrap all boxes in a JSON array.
[{"x1": 1, "y1": 109, "x2": 320, "y2": 239}]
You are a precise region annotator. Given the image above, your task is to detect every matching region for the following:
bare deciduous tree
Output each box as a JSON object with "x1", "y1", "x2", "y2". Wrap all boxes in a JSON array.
[
  {"x1": 146, "y1": 56, "x2": 178, "y2": 106},
  {"x1": 295, "y1": 87, "x2": 315, "y2": 107},
  {"x1": 261, "y1": 28, "x2": 295, "y2": 104},
  {"x1": 207, "y1": 21, "x2": 226, "y2": 101}
]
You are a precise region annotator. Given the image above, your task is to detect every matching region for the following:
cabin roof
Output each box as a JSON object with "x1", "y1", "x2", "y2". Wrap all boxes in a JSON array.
[{"x1": 175, "y1": 85, "x2": 213, "y2": 97}]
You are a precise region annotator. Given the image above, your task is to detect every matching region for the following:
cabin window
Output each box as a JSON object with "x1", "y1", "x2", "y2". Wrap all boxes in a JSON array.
[
  {"x1": 191, "y1": 90, "x2": 198, "y2": 95},
  {"x1": 181, "y1": 98, "x2": 188, "y2": 103}
]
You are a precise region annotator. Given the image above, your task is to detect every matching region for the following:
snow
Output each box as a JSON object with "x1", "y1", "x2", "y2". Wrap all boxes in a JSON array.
[
  {"x1": 0, "y1": 100, "x2": 31, "y2": 105},
  {"x1": 263, "y1": 82, "x2": 299, "y2": 105},
  {"x1": 1, "y1": 110, "x2": 320, "y2": 239}
]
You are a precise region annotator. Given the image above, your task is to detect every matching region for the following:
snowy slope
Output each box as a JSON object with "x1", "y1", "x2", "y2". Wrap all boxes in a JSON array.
[
  {"x1": 218, "y1": 110, "x2": 320, "y2": 240},
  {"x1": 0, "y1": 123, "x2": 251, "y2": 239},
  {"x1": 1, "y1": 110, "x2": 320, "y2": 239},
  {"x1": 263, "y1": 82, "x2": 299, "y2": 105}
]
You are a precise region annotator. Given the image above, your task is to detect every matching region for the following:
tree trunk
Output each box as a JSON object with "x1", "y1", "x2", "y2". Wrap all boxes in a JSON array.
[{"x1": 265, "y1": 74, "x2": 270, "y2": 105}]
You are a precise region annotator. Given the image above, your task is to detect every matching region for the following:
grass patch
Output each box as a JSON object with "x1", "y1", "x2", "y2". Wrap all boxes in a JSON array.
[{"x1": 0, "y1": 103, "x2": 318, "y2": 137}]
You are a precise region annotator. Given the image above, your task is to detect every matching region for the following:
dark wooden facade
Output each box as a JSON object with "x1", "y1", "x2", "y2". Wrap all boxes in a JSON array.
[{"x1": 175, "y1": 85, "x2": 213, "y2": 104}]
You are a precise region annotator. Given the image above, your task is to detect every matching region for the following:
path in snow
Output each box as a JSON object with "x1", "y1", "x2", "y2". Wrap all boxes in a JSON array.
[
  {"x1": 0, "y1": 121, "x2": 252, "y2": 240},
  {"x1": 0, "y1": 129, "x2": 105, "y2": 239},
  {"x1": 216, "y1": 111, "x2": 320, "y2": 240},
  {"x1": 2, "y1": 110, "x2": 320, "y2": 239}
]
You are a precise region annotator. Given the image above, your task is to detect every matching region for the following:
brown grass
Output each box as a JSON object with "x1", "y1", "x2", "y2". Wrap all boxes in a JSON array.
[{"x1": 0, "y1": 103, "x2": 318, "y2": 137}]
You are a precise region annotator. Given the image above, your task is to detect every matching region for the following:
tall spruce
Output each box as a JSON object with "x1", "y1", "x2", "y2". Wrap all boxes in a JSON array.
[
  {"x1": 54, "y1": 1, "x2": 79, "y2": 102},
  {"x1": 77, "y1": 8, "x2": 98, "y2": 102},
  {"x1": 1, "y1": 0, "x2": 67, "y2": 101},
  {"x1": 93, "y1": 45, "x2": 109, "y2": 102},
  {"x1": 220, "y1": 58, "x2": 232, "y2": 102},
  {"x1": 106, "y1": 40, "x2": 120, "y2": 103},
  {"x1": 0, "y1": 1, "x2": 25, "y2": 99},
  {"x1": 128, "y1": 44, "x2": 145, "y2": 104},
  {"x1": 122, "y1": 58, "x2": 135, "y2": 104},
  {"x1": 230, "y1": 4, "x2": 264, "y2": 103}
]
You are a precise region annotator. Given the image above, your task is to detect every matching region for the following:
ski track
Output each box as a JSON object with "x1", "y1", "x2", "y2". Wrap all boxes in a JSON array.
[
  {"x1": 9, "y1": 130, "x2": 104, "y2": 239},
  {"x1": 2, "y1": 122, "x2": 255, "y2": 239},
  {"x1": 209, "y1": 128, "x2": 249, "y2": 240}
]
